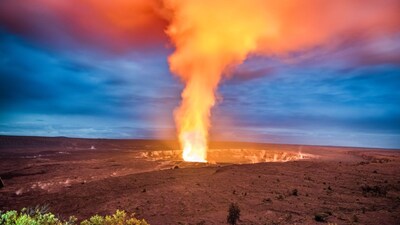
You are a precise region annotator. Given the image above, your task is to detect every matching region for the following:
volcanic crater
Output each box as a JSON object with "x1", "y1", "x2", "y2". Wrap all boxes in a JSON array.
[{"x1": 1, "y1": 136, "x2": 400, "y2": 225}]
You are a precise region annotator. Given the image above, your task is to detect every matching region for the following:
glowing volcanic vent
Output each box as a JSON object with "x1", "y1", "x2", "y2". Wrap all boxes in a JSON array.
[
  {"x1": 181, "y1": 131, "x2": 207, "y2": 162},
  {"x1": 140, "y1": 148, "x2": 316, "y2": 164}
]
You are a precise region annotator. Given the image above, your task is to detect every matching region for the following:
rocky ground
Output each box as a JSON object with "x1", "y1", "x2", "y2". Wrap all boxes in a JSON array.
[{"x1": 1, "y1": 136, "x2": 399, "y2": 225}]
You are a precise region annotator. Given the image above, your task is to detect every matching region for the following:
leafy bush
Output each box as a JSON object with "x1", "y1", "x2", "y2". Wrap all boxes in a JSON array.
[
  {"x1": 81, "y1": 210, "x2": 149, "y2": 225},
  {"x1": 0, "y1": 209, "x2": 148, "y2": 225},
  {"x1": 0, "y1": 208, "x2": 74, "y2": 225}
]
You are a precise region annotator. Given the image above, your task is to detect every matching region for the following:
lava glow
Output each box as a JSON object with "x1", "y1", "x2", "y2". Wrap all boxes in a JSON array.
[{"x1": 181, "y1": 131, "x2": 207, "y2": 162}]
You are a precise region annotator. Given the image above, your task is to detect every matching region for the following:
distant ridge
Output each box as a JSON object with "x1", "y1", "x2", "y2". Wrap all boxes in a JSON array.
[{"x1": 0, "y1": 135, "x2": 398, "y2": 151}]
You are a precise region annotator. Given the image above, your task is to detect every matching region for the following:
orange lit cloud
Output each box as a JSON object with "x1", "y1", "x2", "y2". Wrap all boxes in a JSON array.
[
  {"x1": 0, "y1": 0, "x2": 168, "y2": 52},
  {"x1": 0, "y1": 0, "x2": 398, "y2": 55},
  {"x1": 253, "y1": 0, "x2": 399, "y2": 55}
]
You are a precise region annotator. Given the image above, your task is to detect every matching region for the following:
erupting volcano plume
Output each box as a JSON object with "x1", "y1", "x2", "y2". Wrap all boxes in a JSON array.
[
  {"x1": 163, "y1": 0, "x2": 399, "y2": 162},
  {"x1": 165, "y1": 0, "x2": 270, "y2": 162}
]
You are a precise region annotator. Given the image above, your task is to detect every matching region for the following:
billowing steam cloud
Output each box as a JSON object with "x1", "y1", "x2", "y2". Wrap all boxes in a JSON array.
[
  {"x1": 164, "y1": 0, "x2": 274, "y2": 161},
  {"x1": 1, "y1": 0, "x2": 399, "y2": 162},
  {"x1": 163, "y1": 0, "x2": 399, "y2": 162}
]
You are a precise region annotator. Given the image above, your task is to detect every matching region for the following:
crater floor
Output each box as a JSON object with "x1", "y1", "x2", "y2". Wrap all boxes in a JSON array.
[{"x1": 1, "y1": 136, "x2": 399, "y2": 225}]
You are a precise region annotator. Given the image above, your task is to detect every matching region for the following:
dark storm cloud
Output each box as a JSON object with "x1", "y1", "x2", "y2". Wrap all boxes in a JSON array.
[
  {"x1": 0, "y1": 35, "x2": 104, "y2": 116},
  {"x1": 285, "y1": 32, "x2": 400, "y2": 69},
  {"x1": 0, "y1": 30, "x2": 178, "y2": 122},
  {"x1": 228, "y1": 67, "x2": 275, "y2": 83},
  {"x1": 214, "y1": 62, "x2": 400, "y2": 148}
]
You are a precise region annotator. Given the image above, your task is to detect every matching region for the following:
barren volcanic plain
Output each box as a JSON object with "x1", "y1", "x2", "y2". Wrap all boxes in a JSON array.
[{"x1": 1, "y1": 136, "x2": 399, "y2": 225}]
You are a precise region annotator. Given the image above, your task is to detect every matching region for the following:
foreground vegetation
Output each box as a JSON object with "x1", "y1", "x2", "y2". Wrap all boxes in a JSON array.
[{"x1": 0, "y1": 208, "x2": 149, "y2": 225}]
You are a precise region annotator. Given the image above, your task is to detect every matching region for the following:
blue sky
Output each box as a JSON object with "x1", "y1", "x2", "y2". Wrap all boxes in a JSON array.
[
  {"x1": 0, "y1": 1, "x2": 400, "y2": 149},
  {"x1": 1, "y1": 30, "x2": 399, "y2": 148}
]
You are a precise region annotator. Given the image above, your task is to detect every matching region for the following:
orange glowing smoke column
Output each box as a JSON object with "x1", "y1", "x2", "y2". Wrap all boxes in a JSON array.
[
  {"x1": 165, "y1": 0, "x2": 269, "y2": 162},
  {"x1": 163, "y1": 0, "x2": 399, "y2": 162}
]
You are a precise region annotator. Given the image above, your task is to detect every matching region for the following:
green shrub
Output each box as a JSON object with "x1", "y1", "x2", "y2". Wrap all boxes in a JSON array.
[
  {"x1": 0, "y1": 208, "x2": 67, "y2": 225},
  {"x1": 81, "y1": 210, "x2": 149, "y2": 225},
  {"x1": 0, "y1": 209, "x2": 148, "y2": 225}
]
